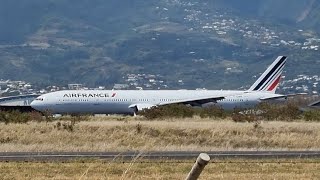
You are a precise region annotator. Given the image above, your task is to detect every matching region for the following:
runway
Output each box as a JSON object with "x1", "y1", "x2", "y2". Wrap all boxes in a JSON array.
[{"x1": 1, "y1": 151, "x2": 320, "y2": 162}]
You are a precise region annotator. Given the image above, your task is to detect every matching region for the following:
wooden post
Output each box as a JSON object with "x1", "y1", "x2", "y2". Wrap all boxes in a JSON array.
[{"x1": 186, "y1": 153, "x2": 210, "y2": 180}]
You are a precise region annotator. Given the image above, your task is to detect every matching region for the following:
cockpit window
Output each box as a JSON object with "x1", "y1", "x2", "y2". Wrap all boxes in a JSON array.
[{"x1": 35, "y1": 97, "x2": 44, "y2": 101}]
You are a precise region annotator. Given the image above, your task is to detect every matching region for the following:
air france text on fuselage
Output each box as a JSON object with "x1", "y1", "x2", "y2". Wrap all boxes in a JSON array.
[{"x1": 63, "y1": 93, "x2": 116, "y2": 98}]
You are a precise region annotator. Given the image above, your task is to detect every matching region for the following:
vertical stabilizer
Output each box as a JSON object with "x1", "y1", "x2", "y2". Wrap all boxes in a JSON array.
[{"x1": 248, "y1": 56, "x2": 287, "y2": 93}]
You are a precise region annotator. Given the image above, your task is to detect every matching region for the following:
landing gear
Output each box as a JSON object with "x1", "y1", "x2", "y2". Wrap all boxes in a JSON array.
[{"x1": 132, "y1": 106, "x2": 138, "y2": 117}]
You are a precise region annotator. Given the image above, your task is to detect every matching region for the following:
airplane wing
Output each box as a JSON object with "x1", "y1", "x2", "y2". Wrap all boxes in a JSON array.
[
  {"x1": 158, "y1": 96, "x2": 225, "y2": 106},
  {"x1": 129, "y1": 96, "x2": 226, "y2": 112}
]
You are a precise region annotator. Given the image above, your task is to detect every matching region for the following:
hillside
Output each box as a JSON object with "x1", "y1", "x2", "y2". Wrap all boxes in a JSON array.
[
  {"x1": 214, "y1": 0, "x2": 320, "y2": 26},
  {"x1": 0, "y1": 0, "x2": 319, "y2": 91}
]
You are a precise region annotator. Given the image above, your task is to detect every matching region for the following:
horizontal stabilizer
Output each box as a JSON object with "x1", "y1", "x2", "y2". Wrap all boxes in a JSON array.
[
  {"x1": 260, "y1": 94, "x2": 287, "y2": 101},
  {"x1": 309, "y1": 100, "x2": 320, "y2": 107}
]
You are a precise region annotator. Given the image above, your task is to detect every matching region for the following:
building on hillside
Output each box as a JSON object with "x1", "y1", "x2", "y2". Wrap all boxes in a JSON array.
[
  {"x1": 68, "y1": 84, "x2": 83, "y2": 90},
  {"x1": 113, "y1": 84, "x2": 129, "y2": 90}
]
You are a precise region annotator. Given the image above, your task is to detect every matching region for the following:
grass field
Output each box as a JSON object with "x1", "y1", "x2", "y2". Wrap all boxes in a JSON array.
[
  {"x1": 0, "y1": 116, "x2": 320, "y2": 152},
  {"x1": 1, "y1": 116, "x2": 320, "y2": 179},
  {"x1": 1, "y1": 159, "x2": 319, "y2": 179}
]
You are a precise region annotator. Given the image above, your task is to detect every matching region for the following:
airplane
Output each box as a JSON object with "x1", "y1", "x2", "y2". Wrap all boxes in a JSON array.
[
  {"x1": 308, "y1": 100, "x2": 320, "y2": 109},
  {"x1": 0, "y1": 88, "x2": 9, "y2": 95},
  {"x1": 31, "y1": 56, "x2": 287, "y2": 115}
]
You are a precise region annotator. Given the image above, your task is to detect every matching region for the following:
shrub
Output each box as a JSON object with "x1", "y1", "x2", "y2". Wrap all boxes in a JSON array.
[
  {"x1": 29, "y1": 111, "x2": 44, "y2": 122},
  {"x1": 0, "y1": 111, "x2": 49, "y2": 124},
  {"x1": 139, "y1": 104, "x2": 195, "y2": 119},
  {"x1": 232, "y1": 113, "x2": 257, "y2": 123},
  {"x1": 0, "y1": 111, "x2": 10, "y2": 124},
  {"x1": 0, "y1": 111, "x2": 31, "y2": 124},
  {"x1": 42, "y1": 110, "x2": 54, "y2": 122},
  {"x1": 140, "y1": 104, "x2": 230, "y2": 120},
  {"x1": 198, "y1": 106, "x2": 228, "y2": 119},
  {"x1": 303, "y1": 110, "x2": 320, "y2": 121},
  {"x1": 54, "y1": 121, "x2": 76, "y2": 132},
  {"x1": 257, "y1": 102, "x2": 301, "y2": 121},
  {"x1": 136, "y1": 123, "x2": 142, "y2": 134}
]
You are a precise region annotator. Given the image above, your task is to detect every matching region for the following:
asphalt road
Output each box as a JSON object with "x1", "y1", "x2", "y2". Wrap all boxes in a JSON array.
[{"x1": 0, "y1": 151, "x2": 320, "y2": 162}]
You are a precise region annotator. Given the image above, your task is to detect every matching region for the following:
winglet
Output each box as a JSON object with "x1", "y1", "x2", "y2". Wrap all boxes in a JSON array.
[{"x1": 248, "y1": 56, "x2": 287, "y2": 93}]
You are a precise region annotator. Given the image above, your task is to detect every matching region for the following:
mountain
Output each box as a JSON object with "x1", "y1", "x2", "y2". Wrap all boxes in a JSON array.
[
  {"x1": 0, "y1": 0, "x2": 319, "y2": 91},
  {"x1": 215, "y1": 0, "x2": 320, "y2": 28}
]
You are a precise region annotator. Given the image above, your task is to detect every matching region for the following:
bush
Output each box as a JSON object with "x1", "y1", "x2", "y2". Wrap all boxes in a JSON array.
[
  {"x1": 42, "y1": 110, "x2": 54, "y2": 122},
  {"x1": 29, "y1": 111, "x2": 44, "y2": 122},
  {"x1": 139, "y1": 104, "x2": 229, "y2": 120},
  {"x1": 232, "y1": 113, "x2": 257, "y2": 123},
  {"x1": 0, "y1": 111, "x2": 46, "y2": 124},
  {"x1": 139, "y1": 104, "x2": 195, "y2": 119},
  {"x1": 57, "y1": 115, "x2": 90, "y2": 123},
  {"x1": 303, "y1": 110, "x2": 320, "y2": 121},
  {"x1": 257, "y1": 102, "x2": 301, "y2": 121},
  {"x1": 54, "y1": 121, "x2": 76, "y2": 132},
  {"x1": 0, "y1": 111, "x2": 31, "y2": 124},
  {"x1": 198, "y1": 106, "x2": 228, "y2": 119},
  {"x1": 139, "y1": 102, "x2": 304, "y2": 121}
]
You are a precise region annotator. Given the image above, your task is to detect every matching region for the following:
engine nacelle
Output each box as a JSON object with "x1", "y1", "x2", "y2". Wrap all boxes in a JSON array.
[{"x1": 129, "y1": 104, "x2": 156, "y2": 112}]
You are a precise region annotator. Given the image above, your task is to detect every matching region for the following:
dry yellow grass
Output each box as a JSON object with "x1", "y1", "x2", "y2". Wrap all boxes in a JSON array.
[
  {"x1": 0, "y1": 117, "x2": 320, "y2": 152},
  {"x1": 0, "y1": 159, "x2": 319, "y2": 180}
]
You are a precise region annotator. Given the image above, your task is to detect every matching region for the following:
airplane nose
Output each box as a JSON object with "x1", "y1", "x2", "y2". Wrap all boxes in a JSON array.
[
  {"x1": 30, "y1": 99, "x2": 43, "y2": 111},
  {"x1": 30, "y1": 96, "x2": 50, "y2": 112},
  {"x1": 30, "y1": 101, "x2": 39, "y2": 109}
]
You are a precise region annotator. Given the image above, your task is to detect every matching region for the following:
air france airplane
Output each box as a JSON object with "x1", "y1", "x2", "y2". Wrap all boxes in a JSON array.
[{"x1": 31, "y1": 56, "x2": 287, "y2": 115}]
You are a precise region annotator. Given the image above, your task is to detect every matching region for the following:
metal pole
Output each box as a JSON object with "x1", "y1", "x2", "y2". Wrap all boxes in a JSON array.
[{"x1": 186, "y1": 153, "x2": 211, "y2": 180}]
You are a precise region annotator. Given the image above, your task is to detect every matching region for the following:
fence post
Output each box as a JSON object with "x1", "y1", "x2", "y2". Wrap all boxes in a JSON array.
[{"x1": 185, "y1": 153, "x2": 211, "y2": 180}]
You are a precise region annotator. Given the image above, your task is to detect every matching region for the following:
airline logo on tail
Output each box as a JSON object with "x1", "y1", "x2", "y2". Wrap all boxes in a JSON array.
[{"x1": 249, "y1": 56, "x2": 287, "y2": 93}]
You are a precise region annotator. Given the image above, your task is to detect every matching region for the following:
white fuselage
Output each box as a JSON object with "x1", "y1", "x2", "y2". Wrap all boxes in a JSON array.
[
  {"x1": 30, "y1": 90, "x2": 282, "y2": 115},
  {"x1": 31, "y1": 56, "x2": 288, "y2": 115}
]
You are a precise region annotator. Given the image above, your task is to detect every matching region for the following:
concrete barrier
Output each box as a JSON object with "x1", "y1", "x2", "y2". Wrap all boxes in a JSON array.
[{"x1": 186, "y1": 153, "x2": 210, "y2": 180}]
